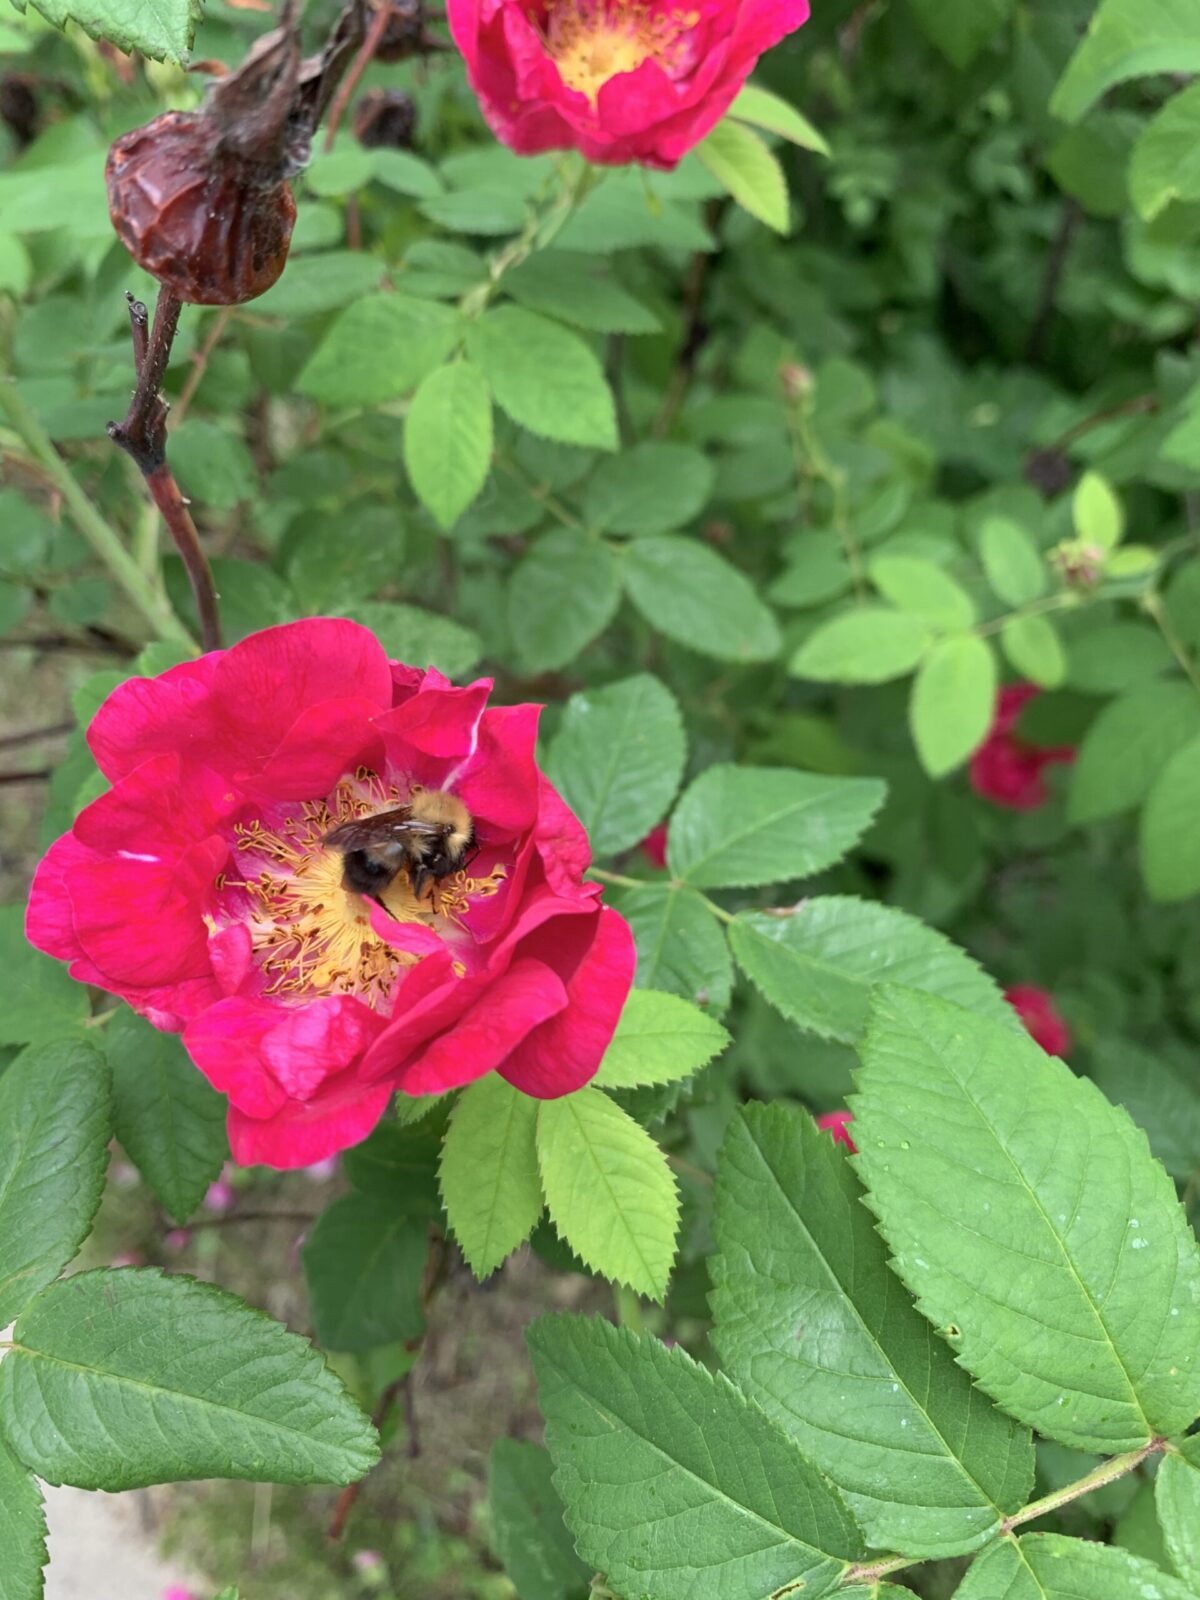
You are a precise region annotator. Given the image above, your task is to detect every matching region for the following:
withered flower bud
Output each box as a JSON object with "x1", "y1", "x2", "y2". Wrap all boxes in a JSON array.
[
  {"x1": 353, "y1": 88, "x2": 417, "y2": 150},
  {"x1": 373, "y1": 0, "x2": 426, "y2": 60}
]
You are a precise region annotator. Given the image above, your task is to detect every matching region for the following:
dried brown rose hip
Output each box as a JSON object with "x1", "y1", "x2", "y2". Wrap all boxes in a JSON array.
[
  {"x1": 106, "y1": 110, "x2": 298, "y2": 306},
  {"x1": 353, "y1": 88, "x2": 417, "y2": 150}
]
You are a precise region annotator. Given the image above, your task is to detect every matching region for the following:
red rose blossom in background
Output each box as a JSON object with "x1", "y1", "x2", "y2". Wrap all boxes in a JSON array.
[
  {"x1": 1005, "y1": 985, "x2": 1072, "y2": 1057},
  {"x1": 27, "y1": 619, "x2": 635, "y2": 1169},
  {"x1": 639, "y1": 823, "x2": 669, "y2": 869},
  {"x1": 816, "y1": 1109, "x2": 856, "y2": 1152},
  {"x1": 447, "y1": 0, "x2": 811, "y2": 168},
  {"x1": 969, "y1": 684, "x2": 1075, "y2": 810}
]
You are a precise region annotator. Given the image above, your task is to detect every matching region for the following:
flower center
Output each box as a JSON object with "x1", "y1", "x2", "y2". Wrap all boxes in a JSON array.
[
  {"x1": 217, "y1": 771, "x2": 504, "y2": 1012},
  {"x1": 543, "y1": 0, "x2": 699, "y2": 102}
]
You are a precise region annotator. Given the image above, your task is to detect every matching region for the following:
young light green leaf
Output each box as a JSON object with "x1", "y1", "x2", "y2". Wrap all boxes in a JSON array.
[
  {"x1": 1073, "y1": 470, "x2": 1124, "y2": 550},
  {"x1": 0, "y1": 1269, "x2": 379, "y2": 1488},
  {"x1": 909, "y1": 635, "x2": 997, "y2": 777},
  {"x1": 301, "y1": 1194, "x2": 429, "y2": 1352},
  {"x1": 667, "y1": 765, "x2": 885, "y2": 889},
  {"x1": 536, "y1": 1088, "x2": 678, "y2": 1300},
  {"x1": 488, "y1": 1439, "x2": 591, "y2": 1600},
  {"x1": 0, "y1": 904, "x2": 88, "y2": 1046},
  {"x1": 0, "y1": 1437, "x2": 46, "y2": 1600},
  {"x1": 619, "y1": 884, "x2": 735, "y2": 1011},
  {"x1": 957, "y1": 1531, "x2": 1200, "y2": 1600},
  {"x1": 504, "y1": 252, "x2": 661, "y2": 334},
  {"x1": 1001, "y1": 614, "x2": 1067, "y2": 689},
  {"x1": 1157, "y1": 1439, "x2": 1200, "y2": 1588},
  {"x1": 545, "y1": 673, "x2": 685, "y2": 856},
  {"x1": 623, "y1": 535, "x2": 782, "y2": 663},
  {"x1": 507, "y1": 531, "x2": 622, "y2": 674},
  {"x1": 1069, "y1": 681, "x2": 1200, "y2": 824},
  {"x1": 711, "y1": 1105, "x2": 1033, "y2": 1557},
  {"x1": 403, "y1": 360, "x2": 492, "y2": 531},
  {"x1": 0, "y1": 1038, "x2": 110, "y2": 1328},
  {"x1": 107, "y1": 1008, "x2": 227, "y2": 1226},
  {"x1": 1130, "y1": 81, "x2": 1200, "y2": 220},
  {"x1": 1092, "y1": 1039, "x2": 1200, "y2": 1182},
  {"x1": 440, "y1": 1075, "x2": 543, "y2": 1278},
  {"x1": 730, "y1": 83, "x2": 830, "y2": 155},
  {"x1": 792, "y1": 608, "x2": 931, "y2": 684},
  {"x1": 298, "y1": 294, "x2": 461, "y2": 408},
  {"x1": 594, "y1": 989, "x2": 730, "y2": 1090},
  {"x1": 10, "y1": 0, "x2": 198, "y2": 61},
  {"x1": 697, "y1": 119, "x2": 789, "y2": 233},
  {"x1": 528, "y1": 1316, "x2": 865, "y2": 1600},
  {"x1": 869, "y1": 556, "x2": 977, "y2": 631},
  {"x1": 1140, "y1": 733, "x2": 1200, "y2": 901},
  {"x1": 729, "y1": 896, "x2": 1011, "y2": 1044},
  {"x1": 467, "y1": 307, "x2": 617, "y2": 450},
  {"x1": 1051, "y1": 0, "x2": 1200, "y2": 124},
  {"x1": 583, "y1": 442, "x2": 715, "y2": 535},
  {"x1": 979, "y1": 516, "x2": 1047, "y2": 606},
  {"x1": 854, "y1": 987, "x2": 1200, "y2": 1452}
]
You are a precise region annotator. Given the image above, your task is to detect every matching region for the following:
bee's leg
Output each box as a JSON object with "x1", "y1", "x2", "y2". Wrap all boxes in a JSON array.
[
  {"x1": 370, "y1": 891, "x2": 398, "y2": 921},
  {"x1": 410, "y1": 866, "x2": 432, "y2": 902}
]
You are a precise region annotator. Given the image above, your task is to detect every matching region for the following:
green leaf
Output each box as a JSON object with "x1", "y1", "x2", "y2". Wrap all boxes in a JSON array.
[
  {"x1": 536, "y1": 1089, "x2": 678, "y2": 1300},
  {"x1": 770, "y1": 531, "x2": 854, "y2": 610},
  {"x1": 1130, "y1": 83, "x2": 1200, "y2": 220},
  {"x1": 344, "y1": 601, "x2": 481, "y2": 681},
  {"x1": 467, "y1": 307, "x2": 616, "y2": 450},
  {"x1": 0, "y1": 1038, "x2": 110, "y2": 1328},
  {"x1": 620, "y1": 884, "x2": 734, "y2": 1011},
  {"x1": 1073, "y1": 470, "x2": 1124, "y2": 551},
  {"x1": 0, "y1": 1269, "x2": 379, "y2": 1487},
  {"x1": 1141, "y1": 732, "x2": 1200, "y2": 901},
  {"x1": 419, "y1": 188, "x2": 526, "y2": 235},
  {"x1": 440, "y1": 1076, "x2": 543, "y2": 1278},
  {"x1": 792, "y1": 608, "x2": 931, "y2": 684},
  {"x1": 299, "y1": 294, "x2": 462, "y2": 408},
  {"x1": 107, "y1": 1009, "x2": 228, "y2": 1227},
  {"x1": 729, "y1": 896, "x2": 1011, "y2": 1044},
  {"x1": 301, "y1": 1194, "x2": 429, "y2": 1352},
  {"x1": 869, "y1": 556, "x2": 977, "y2": 630},
  {"x1": 853, "y1": 987, "x2": 1200, "y2": 1452},
  {"x1": 979, "y1": 516, "x2": 1048, "y2": 606},
  {"x1": 507, "y1": 531, "x2": 621, "y2": 674},
  {"x1": 910, "y1": 635, "x2": 997, "y2": 777},
  {"x1": 545, "y1": 673, "x2": 685, "y2": 856},
  {"x1": 711, "y1": 1104, "x2": 1033, "y2": 1557},
  {"x1": 594, "y1": 989, "x2": 730, "y2": 1090},
  {"x1": 583, "y1": 442, "x2": 715, "y2": 535},
  {"x1": 0, "y1": 1437, "x2": 46, "y2": 1600},
  {"x1": 1051, "y1": 0, "x2": 1200, "y2": 124},
  {"x1": 1069, "y1": 682, "x2": 1200, "y2": 824},
  {"x1": 1001, "y1": 614, "x2": 1068, "y2": 689},
  {"x1": 730, "y1": 83, "x2": 830, "y2": 155},
  {"x1": 342, "y1": 1119, "x2": 442, "y2": 1213},
  {"x1": 528, "y1": 1316, "x2": 865, "y2": 1600},
  {"x1": 1157, "y1": 1439, "x2": 1200, "y2": 1589},
  {"x1": 488, "y1": 1439, "x2": 591, "y2": 1600},
  {"x1": 668, "y1": 764, "x2": 884, "y2": 889},
  {"x1": 0, "y1": 904, "x2": 88, "y2": 1046},
  {"x1": 957, "y1": 1532, "x2": 1200, "y2": 1600},
  {"x1": 623, "y1": 536, "x2": 781, "y2": 663},
  {"x1": 697, "y1": 119, "x2": 789, "y2": 233},
  {"x1": 504, "y1": 252, "x2": 661, "y2": 334},
  {"x1": 404, "y1": 360, "x2": 492, "y2": 531},
  {"x1": 10, "y1": 0, "x2": 198, "y2": 61},
  {"x1": 254, "y1": 252, "x2": 383, "y2": 320},
  {"x1": 1092, "y1": 1039, "x2": 1200, "y2": 1182},
  {"x1": 909, "y1": 0, "x2": 1012, "y2": 68}
]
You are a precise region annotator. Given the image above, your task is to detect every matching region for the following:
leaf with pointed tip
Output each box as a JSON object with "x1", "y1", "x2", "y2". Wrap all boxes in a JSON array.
[
  {"x1": 10, "y1": 0, "x2": 200, "y2": 62},
  {"x1": 0, "y1": 1269, "x2": 379, "y2": 1489},
  {"x1": 1051, "y1": 0, "x2": 1200, "y2": 125},
  {"x1": 619, "y1": 885, "x2": 734, "y2": 1011},
  {"x1": 853, "y1": 988, "x2": 1200, "y2": 1453},
  {"x1": 488, "y1": 1439, "x2": 591, "y2": 1600},
  {"x1": 0, "y1": 1437, "x2": 46, "y2": 1600},
  {"x1": 711, "y1": 1104, "x2": 1033, "y2": 1558},
  {"x1": 594, "y1": 989, "x2": 729, "y2": 1090},
  {"x1": 955, "y1": 1531, "x2": 1200, "y2": 1599},
  {"x1": 1157, "y1": 1438, "x2": 1200, "y2": 1589},
  {"x1": 301, "y1": 1195, "x2": 428, "y2": 1352},
  {"x1": 440, "y1": 1075, "x2": 543, "y2": 1278},
  {"x1": 528, "y1": 1315, "x2": 865, "y2": 1600}
]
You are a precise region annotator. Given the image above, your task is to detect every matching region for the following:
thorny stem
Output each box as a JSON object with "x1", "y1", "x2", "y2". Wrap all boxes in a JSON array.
[
  {"x1": 460, "y1": 157, "x2": 597, "y2": 320},
  {"x1": 323, "y1": 0, "x2": 395, "y2": 151},
  {"x1": 0, "y1": 373, "x2": 194, "y2": 647},
  {"x1": 108, "y1": 288, "x2": 224, "y2": 651}
]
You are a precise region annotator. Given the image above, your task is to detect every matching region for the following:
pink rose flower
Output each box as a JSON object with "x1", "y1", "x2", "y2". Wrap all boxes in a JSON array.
[
  {"x1": 447, "y1": 0, "x2": 811, "y2": 168},
  {"x1": 816, "y1": 1109, "x2": 856, "y2": 1152},
  {"x1": 1004, "y1": 985, "x2": 1072, "y2": 1057},
  {"x1": 27, "y1": 619, "x2": 635, "y2": 1170},
  {"x1": 969, "y1": 684, "x2": 1075, "y2": 811}
]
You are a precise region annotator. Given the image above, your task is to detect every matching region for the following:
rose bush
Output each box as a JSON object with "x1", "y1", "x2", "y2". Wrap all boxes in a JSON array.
[
  {"x1": 26, "y1": 618, "x2": 635, "y2": 1167},
  {"x1": 448, "y1": 0, "x2": 810, "y2": 166}
]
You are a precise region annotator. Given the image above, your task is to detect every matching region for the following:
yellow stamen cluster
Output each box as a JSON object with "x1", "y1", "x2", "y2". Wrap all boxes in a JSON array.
[{"x1": 543, "y1": 0, "x2": 700, "y2": 102}]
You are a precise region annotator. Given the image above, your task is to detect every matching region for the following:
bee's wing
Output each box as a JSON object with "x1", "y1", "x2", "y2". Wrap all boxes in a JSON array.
[{"x1": 323, "y1": 808, "x2": 445, "y2": 850}]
